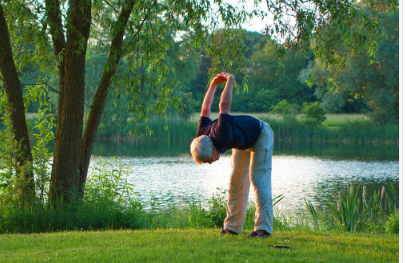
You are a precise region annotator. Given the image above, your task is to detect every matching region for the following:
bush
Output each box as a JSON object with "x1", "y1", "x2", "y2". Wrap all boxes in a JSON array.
[
  {"x1": 207, "y1": 188, "x2": 228, "y2": 227},
  {"x1": 386, "y1": 211, "x2": 399, "y2": 234},
  {"x1": 301, "y1": 102, "x2": 326, "y2": 126},
  {"x1": 271, "y1": 100, "x2": 300, "y2": 121}
]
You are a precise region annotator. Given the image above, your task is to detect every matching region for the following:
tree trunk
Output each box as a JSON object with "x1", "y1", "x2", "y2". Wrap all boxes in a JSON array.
[
  {"x1": 79, "y1": 0, "x2": 136, "y2": 197},
  {"x1": 45, "y1": 0, "x2": 66, "y2": 144},
  {"x1": 49, "y1": 0, "x2": 91, "y2": 202},
  {"x1": 0, "y1": 4, "x2": 35, "y2": 203}
]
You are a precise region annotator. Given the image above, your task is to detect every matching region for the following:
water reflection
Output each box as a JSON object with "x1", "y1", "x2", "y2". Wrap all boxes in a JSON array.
[{"x1": 91, "y1": 140, "x2": 399, "y2": 211}]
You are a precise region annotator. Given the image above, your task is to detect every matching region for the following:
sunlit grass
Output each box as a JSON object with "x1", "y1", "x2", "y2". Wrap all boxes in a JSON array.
[
  {"x1": 322, "y1": 114, "x2": 369, "y2": 128},
  {"x1": 0, "y1": 229, "x2": 398, "y2": 262}
]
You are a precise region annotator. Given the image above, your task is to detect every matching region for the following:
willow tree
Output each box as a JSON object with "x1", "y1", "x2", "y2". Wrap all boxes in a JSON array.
[
  {"x1": 0, "y1": 4, "x2": 34, "y2": 204},
  {"x1": 0, "y1": 0, "x2": 397, "y2": 203},
  {"x1": 0, "y1": 0, "x2": 252, "y2": 202}
]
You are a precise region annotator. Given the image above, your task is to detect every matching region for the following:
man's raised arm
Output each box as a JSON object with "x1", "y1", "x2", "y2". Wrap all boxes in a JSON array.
[
  {"x1": 201, "y1": 73, "x2": 227, "y2": 118},
  {"x1": 219, "y1": 73, "x2": 234, "y2": 115}
]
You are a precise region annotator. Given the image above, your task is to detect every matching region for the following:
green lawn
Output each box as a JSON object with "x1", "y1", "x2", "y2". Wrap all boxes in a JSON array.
[{"x1": 0, "y1": 229, "x2": 398, "y2": 262}]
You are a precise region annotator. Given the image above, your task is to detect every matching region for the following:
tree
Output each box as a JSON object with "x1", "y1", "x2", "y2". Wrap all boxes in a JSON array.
[
  {"x1": 300, "y1": 5, "x2": 399, "y2": 123},
  {"x1": 1, "y1": 0, "x2": 252, "y2": 202},
  {"x1": 259, "y1": 0, "x2": 398, "y2": 65},
  {"x1": 0, "y1": 4, "x2": 34, "y2": 204},
  {"x1": 245, "y1": 40, "x2": 314, "y2": 112},
  {"x1": 270, "y1": 99, "x2": 300, "y2": 121},
  {"x1": 301, "y1": 101, "x2": 326, "y2": 126}
]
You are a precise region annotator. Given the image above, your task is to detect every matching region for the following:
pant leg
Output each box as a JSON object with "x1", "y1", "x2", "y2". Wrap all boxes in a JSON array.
[
  {"x1": 223, "y1": 148, "x2": 251, "y2": 234},
  {"x1": 249, "y1": 122, "x2": 274, "y2": 235}
]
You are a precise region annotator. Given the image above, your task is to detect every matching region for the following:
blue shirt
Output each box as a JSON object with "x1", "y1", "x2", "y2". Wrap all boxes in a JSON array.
[{"x1": 197, "y1": 114, "x2": 261, "y2": 153}]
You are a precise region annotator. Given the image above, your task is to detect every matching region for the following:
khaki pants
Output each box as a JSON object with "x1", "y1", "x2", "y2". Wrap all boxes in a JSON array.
[{"x1": 223, "y1": 121, "x2": 274, "y2": 234}]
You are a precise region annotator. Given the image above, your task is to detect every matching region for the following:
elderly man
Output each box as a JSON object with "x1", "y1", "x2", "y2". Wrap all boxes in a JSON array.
[{"x1": 190, "y1": 72, "x2": 274, "y2": 238}]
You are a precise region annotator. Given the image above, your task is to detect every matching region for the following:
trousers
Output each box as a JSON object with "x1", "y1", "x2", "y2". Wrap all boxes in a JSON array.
[{"x1": 223, "y1": 121, "x2": 274, "y2": 234}]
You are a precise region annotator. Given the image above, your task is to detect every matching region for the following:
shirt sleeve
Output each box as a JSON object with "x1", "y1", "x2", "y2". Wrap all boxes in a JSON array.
[
  {"x1": 217, "y1": 114, "x2": 234, "y2": 135},
  {"x1": 197, "y1": 116, "x2": 212, "y2": 136},
  {"x1": 214, "y1": 114, "x2": 234, "y2": 149}
]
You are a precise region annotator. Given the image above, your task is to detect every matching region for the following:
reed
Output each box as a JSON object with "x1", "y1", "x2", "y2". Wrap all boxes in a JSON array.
[
  {"x1": 100, "y1": 115, "x2": 398, "y2": 145},
  {"x1": 304, "y1": 183, "x2": 399, "y2": 233}
]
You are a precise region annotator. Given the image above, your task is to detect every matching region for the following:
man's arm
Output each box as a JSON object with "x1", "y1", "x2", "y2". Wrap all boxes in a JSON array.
[
  {"x1": 201, "y1": 73, "x2": 227, "y2": 118},
  {"x1": 219, "y1": 73, "x2": 234, "y2": 115}
]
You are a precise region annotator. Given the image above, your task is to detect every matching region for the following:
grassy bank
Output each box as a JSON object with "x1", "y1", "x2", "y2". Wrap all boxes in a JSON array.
[{"x1": 0, "y1": 229, "x2": 398, "y2": 262}]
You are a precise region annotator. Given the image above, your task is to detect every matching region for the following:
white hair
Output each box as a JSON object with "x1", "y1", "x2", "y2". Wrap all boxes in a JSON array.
[{"x1": 190, "y1": 135, "x2": 213, "y2": 164}]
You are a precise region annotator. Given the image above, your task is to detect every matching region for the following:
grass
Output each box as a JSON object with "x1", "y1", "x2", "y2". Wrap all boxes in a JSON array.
[
  {"x1": 322, "y1": 114, "x2": 369, "y2": 128},
  {"x1": 0, "y1": 229, "x2": 398, "y2": 262}
]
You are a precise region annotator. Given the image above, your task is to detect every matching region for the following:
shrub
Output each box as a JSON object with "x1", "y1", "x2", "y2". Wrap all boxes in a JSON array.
[
  {"x1": 271, "y1": 100, "x2": 300, "y2": 121},
  {"x1": 207, "y1": 188, "x2": 228, "y2": 227},
  {"x1": 386, "y1": 211, "x2": 399, "y2": 234},
  {"x1": 301, "y1": 101, "x2": 326, "y2": 126}
]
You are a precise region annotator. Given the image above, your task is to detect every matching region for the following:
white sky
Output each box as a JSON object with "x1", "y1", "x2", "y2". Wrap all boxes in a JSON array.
[{"x1": 229, "y1": 0, "x2": 271, "y2": 33}]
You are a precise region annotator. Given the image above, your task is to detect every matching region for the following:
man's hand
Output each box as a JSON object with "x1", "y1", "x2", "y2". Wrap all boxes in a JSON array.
[
  {"x1": 210, "y1": 72, "x2": 234, "y2": 87},
  {"x1": 202, "y1": 72, "x2": 235, "y2": 118}
]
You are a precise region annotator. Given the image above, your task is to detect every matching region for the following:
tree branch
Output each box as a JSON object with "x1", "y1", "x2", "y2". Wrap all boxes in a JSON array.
[
  {"x1": 80, "y1": 0, "x2": 137, "y2": 196},
  {"x1": 44, "y1": 0, "x2": 66, "y2": 57},
  {"x1": 104, "y1": 0, "x2": 120, "y2": 13}
]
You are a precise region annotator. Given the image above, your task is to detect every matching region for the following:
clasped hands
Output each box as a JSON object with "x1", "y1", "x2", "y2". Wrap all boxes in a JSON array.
[{"x1": 211, "y1": 72, "x2": 234, "y2": 86}]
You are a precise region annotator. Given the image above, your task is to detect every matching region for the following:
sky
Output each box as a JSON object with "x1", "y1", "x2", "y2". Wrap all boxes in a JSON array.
[{"x1": 218, "y1": 0, "x2": 271, "y2": 33}]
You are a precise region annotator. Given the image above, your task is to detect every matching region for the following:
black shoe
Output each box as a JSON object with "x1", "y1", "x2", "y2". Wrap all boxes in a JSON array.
[
  {"x1": 246, "y1": 231, "x2": 271, "y2": 239},
  {"x1": 219, "y1": 229, "x2": 238, "y2": 235}
]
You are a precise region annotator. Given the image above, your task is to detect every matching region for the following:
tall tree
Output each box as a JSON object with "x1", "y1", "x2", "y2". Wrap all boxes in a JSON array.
[
  {"x1": 1, "y1": 0, "x2": 251, "y2": 202},
  {"x1": 245, "y1": 40, "x2": 314, "y2": 112},
  {"x1": 300, "y1": 5, "x2": 399, "y2": 122},
  {"x1": 0, "y1": 4, "x2": 34, "y2": 203}
]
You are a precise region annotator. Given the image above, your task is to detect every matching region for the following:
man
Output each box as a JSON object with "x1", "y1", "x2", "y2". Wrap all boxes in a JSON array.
[{"x1": 190, "y1": 72, "x2": 274, "y2": 238}]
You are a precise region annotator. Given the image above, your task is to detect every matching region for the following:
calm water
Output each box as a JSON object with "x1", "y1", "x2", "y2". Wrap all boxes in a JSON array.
[{"x1": 91, "y1": 140, "x2": 399, "y2": 211}]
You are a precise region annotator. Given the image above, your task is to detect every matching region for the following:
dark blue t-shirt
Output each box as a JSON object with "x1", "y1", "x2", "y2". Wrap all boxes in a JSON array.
[{"x1": 197, "y1": 114, "x2": 261, "y2": 153}]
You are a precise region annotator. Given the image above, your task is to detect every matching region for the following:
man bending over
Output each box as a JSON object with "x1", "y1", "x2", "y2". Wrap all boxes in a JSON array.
[{"x1": 190, "y1": 72, "x2": 274, "y2": 238}]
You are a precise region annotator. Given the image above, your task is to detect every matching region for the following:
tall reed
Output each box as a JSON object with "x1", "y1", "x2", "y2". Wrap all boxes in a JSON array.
[
  {"x1": 99, "y1": 116, "x2": 399, "y2": 145},
  {"x1": 305, "y1": 183, "x2": 399, "y2": 233}
]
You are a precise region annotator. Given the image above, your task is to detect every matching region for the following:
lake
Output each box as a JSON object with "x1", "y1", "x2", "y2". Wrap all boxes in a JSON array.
[{"x1": 91, "y1": 140, "x2": 399, "y2": 212}]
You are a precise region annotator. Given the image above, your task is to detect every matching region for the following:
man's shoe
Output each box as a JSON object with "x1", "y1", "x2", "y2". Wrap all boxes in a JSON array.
[
  {"x1": 246, "y1": 231, "x2": 271, "y2": 238},
  {"x1": 219, "y1": 229, "x2": 238, "y2": 235}
]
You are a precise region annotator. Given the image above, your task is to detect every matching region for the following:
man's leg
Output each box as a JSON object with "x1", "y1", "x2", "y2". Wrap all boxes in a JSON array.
[
  {"x1": 250, "y1": 122, "x2": 274, "y2": 235},
  {"x1": 223, "y1": 148, "x2": 251, "y2": 234}
]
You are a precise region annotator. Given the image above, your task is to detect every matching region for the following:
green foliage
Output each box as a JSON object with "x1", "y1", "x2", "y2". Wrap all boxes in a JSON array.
[
  {"x1": 206, "y1": 188, "x2": 227, "y2": 228},
  {"x1": 207, "y1": 29, "x2": 249, "y2": 92},
  {"x1": 243, "y1": 40, "x2": 314, "y2": 112},
  {"x1": 270, "y1": 100, "x2": 300, "y2": 121},
  {"x1": 0, "y1": 158, "x2": 145, "y2": 233},
  {"x1": 301, "y1": 102, "x2": 327, "y2": 126},
  {"x1": 327, "y1": 185, "x2": 361, "y2": 232},
  {"x1": 0, "y1": 91, "x2": 14, "y2": 203},
  {"x1": 25, "y1": 85, "x2": 55, "y2": 202},
  {"x1": 386, "y1": 211, "x2": 399, "y2": 234},
  {"x1": 300, "y1": 8, "x2": 399, "y2": 123},
  {"x1": 304, "y1": 183, "x2": 399, "y2": 233},
  {"x1": 85, "y1": 158, "x2": 138, "y2": 207}
]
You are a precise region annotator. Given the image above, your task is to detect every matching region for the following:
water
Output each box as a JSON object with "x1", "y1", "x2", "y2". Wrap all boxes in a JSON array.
[{"x1": 91, "y1": 140, "x2": 399, "y2": 211}]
